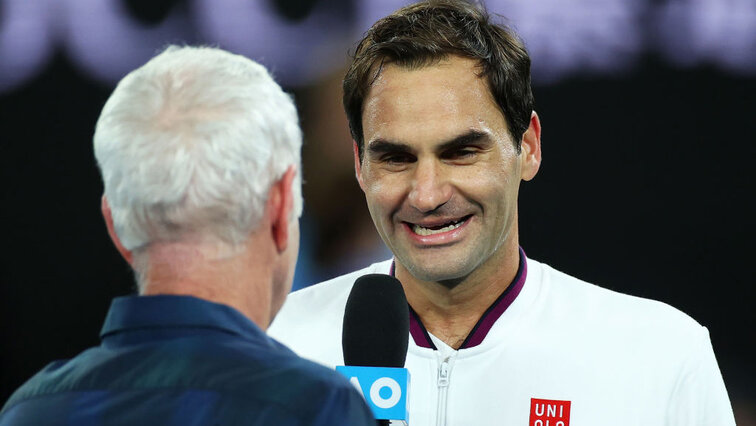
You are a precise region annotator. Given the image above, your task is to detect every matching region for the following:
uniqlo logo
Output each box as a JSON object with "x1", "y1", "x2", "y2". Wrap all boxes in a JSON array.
[{"x1": 529, "y1": 398, "x2": 571, "y2": 426}]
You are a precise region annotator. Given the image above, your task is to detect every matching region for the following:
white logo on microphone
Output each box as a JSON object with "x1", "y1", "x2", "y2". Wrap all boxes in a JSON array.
[{"x1": 370, "y1": 377, "x2": 402, "y2": 409}]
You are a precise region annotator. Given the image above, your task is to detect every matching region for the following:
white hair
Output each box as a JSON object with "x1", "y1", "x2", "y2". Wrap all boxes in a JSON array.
[{"x1": 94, "y1": 45, "x2": 302, "y2": 254}]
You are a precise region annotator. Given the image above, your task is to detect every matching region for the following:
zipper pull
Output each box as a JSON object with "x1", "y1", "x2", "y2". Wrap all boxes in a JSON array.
[{"x1": 438, "y1": 357, "x2": 450, "y2": 387}]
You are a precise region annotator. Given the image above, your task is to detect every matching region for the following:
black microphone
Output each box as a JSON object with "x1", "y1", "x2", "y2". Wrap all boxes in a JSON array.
[
  {"x1": 341, "y1": 274, "x2": 410, "y2": 425},
  {"x1": 343, "y1": 274, "x2": 409, "y2": 367}
]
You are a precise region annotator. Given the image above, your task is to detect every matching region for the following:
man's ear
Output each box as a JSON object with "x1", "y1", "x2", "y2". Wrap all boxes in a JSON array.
[
  {"x1": 353, "y1": 140, "x2": 366, "y2": 192},
  {"x1": 520, "y1": 111, "x2": 542, "y2": 181},
  {"x1": 269, "y1": 165, "x2": 297, "y2": 253},
  {"x1": 101, "y1": 196, "x2": 133, "y2": 265}
]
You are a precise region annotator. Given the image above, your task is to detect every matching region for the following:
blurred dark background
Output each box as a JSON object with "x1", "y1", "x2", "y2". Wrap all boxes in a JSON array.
[{"x1": 1, "y1": 0, "x2": 754, "y2": 422}]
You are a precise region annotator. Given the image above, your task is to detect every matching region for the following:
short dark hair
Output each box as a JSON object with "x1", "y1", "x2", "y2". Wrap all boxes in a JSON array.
[{"x1": 343, "y1": 0, "x2": 534, "y2": 161}]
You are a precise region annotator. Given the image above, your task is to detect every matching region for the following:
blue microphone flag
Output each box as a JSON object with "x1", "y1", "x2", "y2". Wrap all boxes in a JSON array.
[{"x1": 336, "y1": 365, "x2": 410, "y2": 424}]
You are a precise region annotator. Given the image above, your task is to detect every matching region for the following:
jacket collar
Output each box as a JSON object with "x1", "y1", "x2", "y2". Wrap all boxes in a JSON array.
[{"x1": 100, "y1": 295, "x2": 265, "y2": 342}]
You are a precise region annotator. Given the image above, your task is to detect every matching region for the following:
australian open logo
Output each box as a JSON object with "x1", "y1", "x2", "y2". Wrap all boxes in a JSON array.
[{"x1": 336, "y1": 366, "x2": 410, "y2": 423}]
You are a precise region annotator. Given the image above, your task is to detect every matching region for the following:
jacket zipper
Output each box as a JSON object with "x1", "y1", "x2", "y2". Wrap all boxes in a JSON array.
[{"x1": 436, "y1": 356, "x2": 452, "y2": 426}]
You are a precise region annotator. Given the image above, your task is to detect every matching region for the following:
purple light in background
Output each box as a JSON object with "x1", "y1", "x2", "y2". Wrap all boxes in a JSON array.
[
  {"x1": 0, "y1": 0, "x2": 755, "y2": 95},
  {"x1": 655, "y1": 0, "x2": 756, "y2": 74},
  {"x1": 356, "y1": 0, "x2": 410, "y2": 35},
  {"x1": 61, "y1": 0, "x2": 193, "y2": 85},
  {"x1": 194, "y1": 0, "x2": 352, "y2": 87},
  {"x1": 489, "y1": 0, "x2": 646, "y2": 84},
  {"x1": 0, "y1": 0, "x2": 56, "y2": 92}
]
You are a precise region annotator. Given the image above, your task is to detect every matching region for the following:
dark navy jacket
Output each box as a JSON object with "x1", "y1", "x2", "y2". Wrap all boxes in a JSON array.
[{"x1": 0, "y1": 295, "x2": 375, "y2": 426}]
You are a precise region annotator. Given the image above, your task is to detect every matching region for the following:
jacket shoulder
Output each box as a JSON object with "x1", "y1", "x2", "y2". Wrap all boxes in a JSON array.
[{"x1": 529, "y1": 258, "x2": 706, "y2": 358}]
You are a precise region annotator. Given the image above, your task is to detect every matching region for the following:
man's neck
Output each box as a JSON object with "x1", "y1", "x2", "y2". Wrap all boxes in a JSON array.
[
  {"x1": 396, "y1": 243, "x2": 521, "y2": 350},
  {"x1": 140, "y1": 239, "x2": 274, "y2": 330}
]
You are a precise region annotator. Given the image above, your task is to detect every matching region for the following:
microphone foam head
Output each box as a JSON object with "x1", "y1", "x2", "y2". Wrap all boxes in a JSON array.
[{"x1": 342, "y1": 274, "x2": 409, "y2": 368}]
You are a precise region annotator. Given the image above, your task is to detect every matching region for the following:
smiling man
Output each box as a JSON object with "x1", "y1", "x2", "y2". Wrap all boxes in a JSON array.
[
  {"x1": 356, "y1": 53, "x2": 539, "y2": 348},
  {"x1": 268, "y1": 1, "x2": 735, "y2": 425}
]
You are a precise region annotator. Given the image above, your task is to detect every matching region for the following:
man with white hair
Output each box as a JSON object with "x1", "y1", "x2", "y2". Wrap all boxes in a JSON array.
[{"x1": 0, "y1": 46, "x2": 375, "y2": 426}]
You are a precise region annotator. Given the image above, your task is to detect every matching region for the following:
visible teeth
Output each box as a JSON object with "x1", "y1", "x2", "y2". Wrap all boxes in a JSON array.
[{"x1": 412, "y1": 220, "x2": 464, "y2": 236}]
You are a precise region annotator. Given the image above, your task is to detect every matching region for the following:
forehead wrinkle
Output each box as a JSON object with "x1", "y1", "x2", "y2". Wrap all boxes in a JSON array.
[
  {"x1": 366, "y1": 65, "x2": 497, "y2": 127},
  {"x1": 363, "y1": 56, "x2": 509, "y2": 156}
]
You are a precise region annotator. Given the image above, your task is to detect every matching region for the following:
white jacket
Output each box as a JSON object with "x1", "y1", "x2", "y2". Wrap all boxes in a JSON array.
[{"x1": 269, "y1": 256, "x2": 735, "y2": 426}]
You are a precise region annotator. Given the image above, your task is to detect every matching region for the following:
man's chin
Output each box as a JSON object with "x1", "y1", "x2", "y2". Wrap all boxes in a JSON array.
[{"x1": 399, "y1": 256, "x2": 475, "y2": 288}]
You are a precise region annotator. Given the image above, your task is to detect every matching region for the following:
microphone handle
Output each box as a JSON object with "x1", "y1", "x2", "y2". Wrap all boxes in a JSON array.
[{"x1": 377, "y1": 420, "x2": 391, "y2": 426}]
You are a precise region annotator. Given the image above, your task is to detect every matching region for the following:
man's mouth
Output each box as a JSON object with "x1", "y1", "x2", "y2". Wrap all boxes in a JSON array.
[{"x1": 409, "y1": 215, "x2": 471, "y2": 236}]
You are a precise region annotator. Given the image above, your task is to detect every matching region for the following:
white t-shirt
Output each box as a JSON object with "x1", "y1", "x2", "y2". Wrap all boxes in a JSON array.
[{"x1": 269, "y1": 256, "x2": 735, "y2": 426}]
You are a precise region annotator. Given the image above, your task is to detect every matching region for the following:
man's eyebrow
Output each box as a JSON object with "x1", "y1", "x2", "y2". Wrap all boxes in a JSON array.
[
  {"x1": 436, "y1": 130, "x2": 491, "y2": 152},
  {"x1": 366, "y1": 139, "x2": 413, "y2": 155},
  {"x1": 366, "y1": 130, "x2": 491, "y2": 156}
]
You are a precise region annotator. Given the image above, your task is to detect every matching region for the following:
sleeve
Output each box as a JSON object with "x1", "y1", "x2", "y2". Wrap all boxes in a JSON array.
[
  {"x1": 310, "y1": 384, "x2": 376, "y2": 426},
  {"x1": 666, "y1": 326, "x2": 736, "y2": 426}
]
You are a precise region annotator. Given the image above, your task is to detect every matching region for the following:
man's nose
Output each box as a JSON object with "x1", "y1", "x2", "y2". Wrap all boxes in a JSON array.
[{"x1": 407, "y1": 159, "x2": 452, "y2": 213}]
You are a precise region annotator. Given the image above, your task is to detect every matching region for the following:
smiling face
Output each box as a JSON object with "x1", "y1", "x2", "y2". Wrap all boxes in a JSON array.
[{"x1": 356, "y1": 56, "x2": 541, "y2": 285}]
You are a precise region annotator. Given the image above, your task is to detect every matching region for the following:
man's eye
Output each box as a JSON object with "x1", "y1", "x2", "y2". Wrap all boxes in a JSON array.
[
  {"x1": 444, "y1": 149, "x2": 476, "y2": 160},
  {"x1": 383, "y1": 154, "x2": 414, "y2": 164}
]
